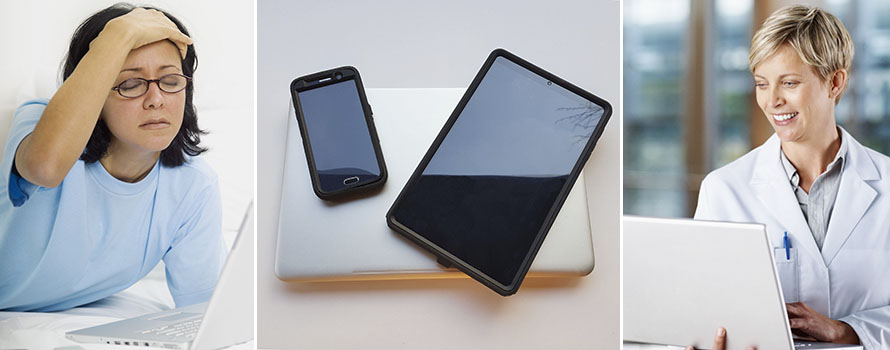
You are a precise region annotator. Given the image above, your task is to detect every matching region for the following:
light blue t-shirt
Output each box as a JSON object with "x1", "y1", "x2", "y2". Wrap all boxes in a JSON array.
[{"x1": 0, "y1": 99, "x2": 226, "y2": 312}]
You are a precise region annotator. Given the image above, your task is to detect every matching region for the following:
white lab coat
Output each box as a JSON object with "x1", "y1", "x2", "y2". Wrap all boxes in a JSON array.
[{"x1": 695, "y1": 127, "x2": 890, "y2": 349}]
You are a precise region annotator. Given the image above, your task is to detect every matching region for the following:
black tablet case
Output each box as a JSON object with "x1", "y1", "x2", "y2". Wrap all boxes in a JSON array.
[{"x1": 385, "y1": 49, "x2": 612, "y2": 295}]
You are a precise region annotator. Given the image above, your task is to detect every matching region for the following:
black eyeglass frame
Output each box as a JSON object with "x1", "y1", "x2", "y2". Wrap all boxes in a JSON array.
[{"x1": 111, "y1": 73, "x2": 192, "y2": 98}]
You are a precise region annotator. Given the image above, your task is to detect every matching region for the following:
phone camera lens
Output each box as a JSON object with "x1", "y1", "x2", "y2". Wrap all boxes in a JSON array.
[
  {"x1": 546, "y1": 81, "x2": 552, "y2": 86},
  {"x1": 335, "y1": 73, "x2": 343, "y2": 80}
]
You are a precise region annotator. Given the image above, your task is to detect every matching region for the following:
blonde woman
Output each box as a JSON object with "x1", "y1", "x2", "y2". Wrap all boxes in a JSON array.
[{"x1": 694, "y1": 5, "x2": 889, "y2": 349}]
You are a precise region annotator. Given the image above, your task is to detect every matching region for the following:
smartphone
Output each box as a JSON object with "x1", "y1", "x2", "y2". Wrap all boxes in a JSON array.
[{"x1": 290, "y1": 66, "x2": 387, "y2": 200}]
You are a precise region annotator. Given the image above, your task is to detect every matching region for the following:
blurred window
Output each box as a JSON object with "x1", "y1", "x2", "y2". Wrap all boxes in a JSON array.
[
  {"x1": 828, "y1": 0, "x2": 890, "y2": 154},
  {"x1": 624, "y1": 0, "x2": 691, "y2": 218}
]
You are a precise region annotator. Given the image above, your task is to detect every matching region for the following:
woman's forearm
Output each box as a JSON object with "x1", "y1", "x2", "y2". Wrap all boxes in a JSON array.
[{"x1": 15, "y1": 27, "x2": 134, "y2": 187}]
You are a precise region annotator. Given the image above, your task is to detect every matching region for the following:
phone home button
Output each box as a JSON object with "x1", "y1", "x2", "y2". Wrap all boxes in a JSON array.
[{"x1": 343, "y1": 176, "x2": 360, "y2": 186}]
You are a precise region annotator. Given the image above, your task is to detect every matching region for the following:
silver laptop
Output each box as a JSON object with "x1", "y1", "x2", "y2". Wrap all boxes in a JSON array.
[
  {"x1": 275, "y1": 88, "x2": 595, "y2": 281},
  {"x1": 623, "y1": 216, "x2": 861, "y2": 350},
  {"x1": 66, "y1": 202, "x2": 254, "y2": 350}
]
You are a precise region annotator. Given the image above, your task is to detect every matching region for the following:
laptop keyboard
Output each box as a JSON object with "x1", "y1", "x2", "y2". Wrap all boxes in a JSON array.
[{"x1": 140, "y1": 318, "x2": 202, "y2": 338}]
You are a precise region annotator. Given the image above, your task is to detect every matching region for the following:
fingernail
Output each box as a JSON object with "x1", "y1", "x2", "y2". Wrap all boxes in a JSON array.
[
  {"x1": 717, "y1": 327, "x2": 726, "y2": 336},
  {"x1": 686, "y1": 347, "x2": 694, "y2": 350}
]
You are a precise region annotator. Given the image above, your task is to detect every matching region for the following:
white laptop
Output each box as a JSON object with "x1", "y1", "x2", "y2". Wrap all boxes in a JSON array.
[
  {"x1": 66, "y1": 203, "x2": 254, "y2": 350},
  {"x1": 275, "y1": 88, "x2": 595, "y2": 281},
  {"x1": 623, "y1": 216, "x2": 862, "y2": 350}
]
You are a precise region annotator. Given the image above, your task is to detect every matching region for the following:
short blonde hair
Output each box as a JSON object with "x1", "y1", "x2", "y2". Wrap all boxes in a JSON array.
[{"x1": 749, "y1": 5, "x2": 854, "y2": 103}]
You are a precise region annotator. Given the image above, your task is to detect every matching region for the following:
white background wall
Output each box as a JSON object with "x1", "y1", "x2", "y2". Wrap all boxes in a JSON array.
[{"x1": 0, "y1": 0, "x2": 255, "y2": 232}]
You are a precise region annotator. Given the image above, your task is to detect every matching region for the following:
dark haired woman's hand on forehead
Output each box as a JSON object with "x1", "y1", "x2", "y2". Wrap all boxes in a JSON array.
[
  {"x1": 15, "y1": 7, "x2": 192, "y2": 188},
  {"x1": 104, "y1": 8, "x2": 192, "y2": 58}
]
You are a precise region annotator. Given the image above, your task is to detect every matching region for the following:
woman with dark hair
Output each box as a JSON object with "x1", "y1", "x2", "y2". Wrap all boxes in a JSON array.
[{"x1": 0, "y1": 3, "x2": 226, "y2": 311}]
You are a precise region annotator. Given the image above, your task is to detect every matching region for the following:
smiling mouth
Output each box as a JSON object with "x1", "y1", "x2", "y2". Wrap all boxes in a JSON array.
[{"x1": 773, "y1": 112, "x2": 798, "y2": 122}]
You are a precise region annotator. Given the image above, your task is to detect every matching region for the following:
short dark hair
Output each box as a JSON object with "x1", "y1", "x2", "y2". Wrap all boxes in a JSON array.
[{"x1": 63, "y1": 2, "x2": 207, "y2": 167}]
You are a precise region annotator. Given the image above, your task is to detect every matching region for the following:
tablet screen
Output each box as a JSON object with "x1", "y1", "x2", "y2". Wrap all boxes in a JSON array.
[{"x1": 388, "y1": 52, "x2": 608, "y2": 291}]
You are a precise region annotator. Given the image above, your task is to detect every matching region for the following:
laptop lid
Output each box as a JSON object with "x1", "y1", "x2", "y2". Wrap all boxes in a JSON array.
[
  {"x1": 192, "y1": 201, "x2": 254, "y2": 349},
  {"x1": 623, "y1": 216, "x2": 793, "y2": 350},
  {"x1": 275, "y1": 88, "x2": 595, "y2": 281}
]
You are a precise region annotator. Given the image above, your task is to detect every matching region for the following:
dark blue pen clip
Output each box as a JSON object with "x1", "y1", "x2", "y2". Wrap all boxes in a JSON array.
[{"x1": 783, "y1": 231, "x2": 791, "y2": 260}]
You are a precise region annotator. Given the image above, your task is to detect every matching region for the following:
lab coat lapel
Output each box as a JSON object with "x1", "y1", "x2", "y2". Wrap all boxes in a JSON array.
[
  {"x1": 751, "y1": 135, "x2": 824, "y2": 266},
  {"x1": 822, "y1": 129, "x2": 878, "y2": 267}
]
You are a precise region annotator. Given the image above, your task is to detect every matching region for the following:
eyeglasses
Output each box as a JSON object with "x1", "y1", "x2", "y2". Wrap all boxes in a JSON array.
[{"x1": 111, "y1": 73, "x2": 192, "y2": 98}]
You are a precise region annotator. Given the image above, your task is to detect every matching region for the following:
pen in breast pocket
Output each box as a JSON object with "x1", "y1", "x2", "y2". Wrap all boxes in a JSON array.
[{"x1": 783, "y1": 231, "x2": 791, "y2": 260}]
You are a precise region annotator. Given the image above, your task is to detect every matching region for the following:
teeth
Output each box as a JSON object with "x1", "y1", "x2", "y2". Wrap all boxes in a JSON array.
[{"x1": 774, "y1": 112, "x2": 797, "y2": 121}]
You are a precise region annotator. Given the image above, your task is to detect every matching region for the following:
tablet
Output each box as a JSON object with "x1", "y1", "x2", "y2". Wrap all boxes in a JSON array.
[{"x1": 385, "y1": 48, "x2": 612, "y2": 295}]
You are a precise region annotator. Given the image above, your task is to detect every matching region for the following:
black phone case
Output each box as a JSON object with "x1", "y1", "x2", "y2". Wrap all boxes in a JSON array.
[
  {"x1": 290, "y1": 66, "x2": 387, "y2": 200},
  {"x1": 385, "y1": 49, "x2": 612, "y2": 296}
]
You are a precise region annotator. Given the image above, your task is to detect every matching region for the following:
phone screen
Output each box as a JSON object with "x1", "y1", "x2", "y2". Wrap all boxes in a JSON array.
[{"x1": 296, "y1": 77, "x2": 381, "y2": 194}]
